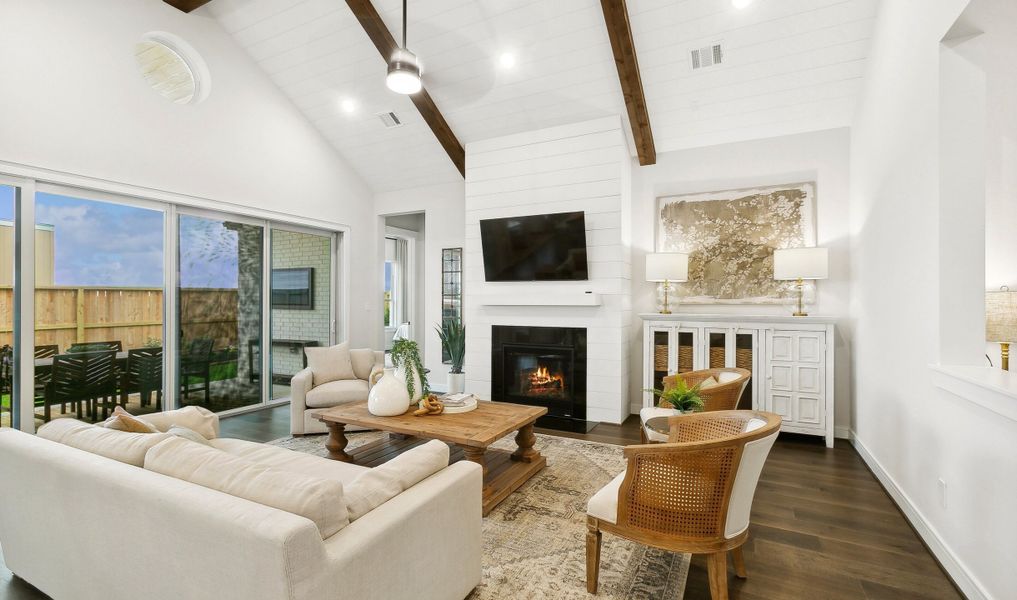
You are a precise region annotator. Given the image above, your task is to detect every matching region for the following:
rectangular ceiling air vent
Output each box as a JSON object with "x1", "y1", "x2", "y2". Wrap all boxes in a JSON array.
[
  {"x1": 377, "y1": 111, "x2": 403, "y2": 128},
  {"x1": 690, "y1": 43, "x2": 723, "y2": 70}
]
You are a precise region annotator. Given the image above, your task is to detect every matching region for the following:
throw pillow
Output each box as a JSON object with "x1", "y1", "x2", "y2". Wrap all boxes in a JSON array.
[
  {"x1": 698, "y1": 376, "x2": 720, "y2": 389},
  {"x1": 167, "y1": 425, "x2": 212, "y2": 446},
  {"x1": 103, "y1": 406, "x2": 160, "y2": 434},
  {"x1": 305, "y1": 342, "x2": 356, "y2": 387}
]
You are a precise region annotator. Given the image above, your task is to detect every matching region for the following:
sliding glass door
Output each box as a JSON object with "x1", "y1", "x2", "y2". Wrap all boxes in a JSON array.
[
  {"x1": 269, "y1": 227, "x2": 336, "y2": 401},
  {"x1": 177, "y1": 213, "x2": 264, "y2": 412}
]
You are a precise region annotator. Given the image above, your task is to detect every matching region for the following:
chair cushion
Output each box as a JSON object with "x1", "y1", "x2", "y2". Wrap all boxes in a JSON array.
[
  {"x1": 210, "y1": 437, "x2": 368, "y2": 484},
  {"x1": 349, "y1": 348, "x2": 379, "y2": 381},
  {"x1": 145, "y1": 436, "x2": 349, "y2": 539},
  {"x1": 587, "y1": 471, "x2": 625, "y2": 524},
  {"x1": 717, "y1": 371, "x2": 741, "y2": 384},
  {"x1": 137, "y1": 406, "x2": 219, "y2": 439},
  {"x1": 37, "y1": 419, "x2": 173, "y2": 467},
  {"x1": 698, "y1": 376, "x2": 719, "y2": 389},
  {"x1": 305, "y1": 379, "x2": 369, "y2": 408},
  {"x1": 102, "y1": 406, "x2": 160, "y2": 434},
  {"x1": 639, "y1": 406, "x2": 679, "y2": 442},
  {"x1": 168, "y1": 425, "x2": 212, "y2": 446},
  {"x1": 305, "y1": 342, "x2": 356, "y2": 386},
  {"x1": 344, "y1": 440, "x2": 449, "y2": 520}
]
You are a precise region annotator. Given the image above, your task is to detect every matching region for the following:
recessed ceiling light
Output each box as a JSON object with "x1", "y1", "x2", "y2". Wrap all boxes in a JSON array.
[
  {"x1": 498, "y1": 52, "x2": 516, "y2": 69},
  {"x1": 340, "y1": 98, "x2": 357, "y2": 113},
  {"x1": 732, "y1": 0, "x2": 753, "y2": 8}
]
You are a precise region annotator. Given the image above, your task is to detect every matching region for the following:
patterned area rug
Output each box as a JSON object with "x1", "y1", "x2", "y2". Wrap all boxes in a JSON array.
[{"x1": 272, "y1": 432, "x2": 690, "y2": 599}]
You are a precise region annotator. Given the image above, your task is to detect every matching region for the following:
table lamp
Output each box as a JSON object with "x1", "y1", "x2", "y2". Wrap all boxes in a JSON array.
[
  {"x1": 985, "y1": 287, "x2": 1017, "y2": 370},
  {"x1": 773, "y1": 247, "x2": 828, "y2": 317},
  {"x1": 645, "y1": 253, "x2": 688, "y2": 314}
]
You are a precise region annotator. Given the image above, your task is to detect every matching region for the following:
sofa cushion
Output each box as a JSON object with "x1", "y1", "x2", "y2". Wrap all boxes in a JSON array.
[
  {"x1": 102, "y1": 406, "x2": 160, "y2": 434},
  {"x1": 349, "y1": 348, "x2": 378, "y2": 381},
  {"x1": 210, "y1": 437, "x2": 368, "y2": 484},
  {"x1": 168, "y1": 425, "x2": 213, "y2": 446},
  {"x1": 305, "y1": 379, "x2": 369, "y2": 408},
  {"x1": 305, "y1": 342, "x2": 356, "y2": 386},
  {"x1": 38, "y1": 419, "x2": 173, "y2": 467},
  {"x1": 344, "y1": 439, "x2": 450, "y2": 520},
  {"x1": 145, "y1": 436, "x2": 349, "y2": 538},
  {"x1": 137, "y1": 406, "x2": 219, "y2": 439}
]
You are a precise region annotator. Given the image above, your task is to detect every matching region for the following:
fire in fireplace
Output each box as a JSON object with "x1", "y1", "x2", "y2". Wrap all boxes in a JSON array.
[
  {"x1": 491, "y1": 325, "x2": 587, "y2": 429},
  {"x1": 522, "y1": 363, "x2": 566, "y2": 398}
]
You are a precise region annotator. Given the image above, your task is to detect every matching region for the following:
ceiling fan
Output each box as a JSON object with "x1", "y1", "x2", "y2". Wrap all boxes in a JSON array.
[{"x1": 386, "y1": 0, "x2": 421, "y2": 94}]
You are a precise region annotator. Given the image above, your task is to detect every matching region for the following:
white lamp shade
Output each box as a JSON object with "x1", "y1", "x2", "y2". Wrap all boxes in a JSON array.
[
  {"x1": 986, "y1": 291, "x2": 1017, "y2": 342},
  {"x1": 645, "y1": 253, "x2": 689, "y2": 282},
  {"x1": 773, "y1": 247, "x2": 828, "y2": 280}
]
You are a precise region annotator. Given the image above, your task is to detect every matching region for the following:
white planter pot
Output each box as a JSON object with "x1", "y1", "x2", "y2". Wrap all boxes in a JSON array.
[
  {"x1": 447, "y1": 372, "x2": 466, "y2": 394},
  {"x1": 368, "y1": 368, "x2": 411, "y2": 416},
  {"x1": 395, "y1": 364, "x2": 424, "y2": 402}
]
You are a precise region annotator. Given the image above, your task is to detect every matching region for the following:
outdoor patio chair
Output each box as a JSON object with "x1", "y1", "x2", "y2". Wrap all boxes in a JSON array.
[
  {"x1": 33, "y1": 344, "x2": 60, "y2": 412},
  {"x1": 121, "y1": 347, "x2": 163, "y2": 410},
  {"x1": 0, "y1": 345, "x2": 11, "y2": 423},
  {"x1": 43, "y1": 350, "x2": 118, "y2": 422},
  {"x1": 180, "y1": 338, "x2": 213, "y2": 405}
]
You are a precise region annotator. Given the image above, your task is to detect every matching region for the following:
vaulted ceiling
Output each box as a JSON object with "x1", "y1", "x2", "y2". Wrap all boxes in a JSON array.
[{"x1": 202, "y1": 0, "x2": 877, "y2": 193}]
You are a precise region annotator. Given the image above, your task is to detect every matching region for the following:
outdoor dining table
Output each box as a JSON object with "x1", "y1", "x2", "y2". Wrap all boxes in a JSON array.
[{"x1": 33, "y1": 351, "x2": 130, "y2": 370}]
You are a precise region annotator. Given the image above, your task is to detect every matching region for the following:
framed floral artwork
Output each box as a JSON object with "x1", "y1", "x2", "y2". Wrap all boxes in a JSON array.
[{"x1": 656, "y1": 182, "x2": 817, "y2": 304}]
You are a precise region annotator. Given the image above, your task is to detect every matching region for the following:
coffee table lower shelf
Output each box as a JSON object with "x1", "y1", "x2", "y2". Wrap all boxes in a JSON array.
[{"x1": 330, "y1": 433, "x2": 546, "y2": 516}]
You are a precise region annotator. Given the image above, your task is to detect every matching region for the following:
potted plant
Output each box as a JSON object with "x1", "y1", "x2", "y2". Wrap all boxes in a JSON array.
[
  {"x1": 391, "y1": 339, "x2": 429, "y2": 402},
  {"x1": 646, "y1": 377, "x2": 705, "y2": 413},
  {"x1": 435, "y1": 317, "x2": 466, "y2": 394}
]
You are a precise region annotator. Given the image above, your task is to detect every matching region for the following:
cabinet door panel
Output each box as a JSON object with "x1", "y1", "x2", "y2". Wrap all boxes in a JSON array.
[
  {"x1": 795, "y1": 365, "x2": 822, "y2": 394},
  {"x1": 770, "y1": 332, "x2": 794, "y2": 362},
  {"x1": 795, "y1": 395, "x2": 824, "y2": 426},
  {"x1": 796, "y1": 333, "x2": 824, "y2": 363},
  {"x1": 770, "y1": 392, "x2": 793, "y2": 420},
  {"x1": 770, "y1": 364, "x2": 793, "y2": 390}
]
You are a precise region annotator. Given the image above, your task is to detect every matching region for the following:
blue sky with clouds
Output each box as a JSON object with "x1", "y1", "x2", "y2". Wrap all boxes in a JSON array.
[{"x1": 0, "y1": 186, "x2": 238, "y2": 288}]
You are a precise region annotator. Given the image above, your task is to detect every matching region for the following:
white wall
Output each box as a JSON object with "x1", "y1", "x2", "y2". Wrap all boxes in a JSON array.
[
  {"x1": 630, "y1": 128, "x2": 853, "y2": 433},
  {"x1": 463, "y1": 117, "x2": 632, "y2": 424},
  {"x1": 0, "y1": 0, "x2": 378, "y2": 348},
  {"x1": 850, "y1": 0, "x2": 1016, "y2": 598},
  {"x1": 375, "y1": 182, "x2": 466, "y2": 390}
]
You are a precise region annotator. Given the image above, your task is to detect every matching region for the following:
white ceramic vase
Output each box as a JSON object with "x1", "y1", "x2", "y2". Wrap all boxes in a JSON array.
[
  {"x1": 447, "y1": 372, "x2": 466, "y2": 395},
  {"x1": 368, "y1": 368, "x2": 411, "y2": 416},
  {"x1": 395, "y1": 363, "x2": 424, "y2": 403}
]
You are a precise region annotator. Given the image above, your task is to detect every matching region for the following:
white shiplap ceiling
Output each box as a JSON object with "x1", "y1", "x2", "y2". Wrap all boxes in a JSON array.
[{"x1": 203, "y1": 0, "x2": 877, "y2": 192}]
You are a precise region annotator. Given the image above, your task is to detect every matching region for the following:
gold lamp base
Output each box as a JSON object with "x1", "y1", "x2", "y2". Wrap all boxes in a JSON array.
[
  {"x1": 660, "y1": 279, "x2": 673, "y2": 314},
  {"x1": 792, "y1": 278, "x2": 808, "y2": 317},
  {"x1": 1001, "y1": 342, "x2": 1010, "y2": 371}
]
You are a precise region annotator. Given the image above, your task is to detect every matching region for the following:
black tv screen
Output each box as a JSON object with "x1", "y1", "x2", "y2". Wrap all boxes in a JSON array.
[
  {"x1": 479, "y1": 211, "x2": 588, "y2": 281},
  {"x1": 272, "y1": 268, "x2": 314, "y2": 309}
]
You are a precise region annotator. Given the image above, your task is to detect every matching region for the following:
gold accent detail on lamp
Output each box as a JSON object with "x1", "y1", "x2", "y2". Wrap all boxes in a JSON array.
[
  {"x1": 773, "y1": 247, "x2": 829, "y2": 317},
  {"x1": 985, "y1": 287, "x2": 1017, "y2": 371},
  {"x1": 645, "y1": 253, "x2": 689, "y2": 315}
]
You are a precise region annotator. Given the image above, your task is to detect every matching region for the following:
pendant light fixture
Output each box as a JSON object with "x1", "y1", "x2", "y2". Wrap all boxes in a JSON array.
[{"x1": 386, "y1": 0, "x2": 422, "y2": 94}]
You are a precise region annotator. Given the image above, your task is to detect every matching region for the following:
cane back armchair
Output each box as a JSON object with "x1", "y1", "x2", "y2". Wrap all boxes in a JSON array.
[
  {"x1": 640, "y1": 368, "x2": 752, "y2": 443},
  {"x1": 587, "y1": 410, "x2": 781, "y2": 600}
]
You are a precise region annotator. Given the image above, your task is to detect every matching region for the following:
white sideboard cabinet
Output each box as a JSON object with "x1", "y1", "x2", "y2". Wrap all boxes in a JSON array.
[{"x1": 640, "y1": 313, "x2": 836, "y2": 447}]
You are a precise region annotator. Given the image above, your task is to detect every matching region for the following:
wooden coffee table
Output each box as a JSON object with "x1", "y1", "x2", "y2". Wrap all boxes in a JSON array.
[{"x1": 315, "y1": 400, "x2": 548, "y2": 515}]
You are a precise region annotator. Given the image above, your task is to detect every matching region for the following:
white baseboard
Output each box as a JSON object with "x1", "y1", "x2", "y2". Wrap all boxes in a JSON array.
[
  {"x1": 834, "y1": 425, "x2": 850, "y2": 439},
  {"x1": 850, "y1": 432, "x2": 988, "y2": 600}
]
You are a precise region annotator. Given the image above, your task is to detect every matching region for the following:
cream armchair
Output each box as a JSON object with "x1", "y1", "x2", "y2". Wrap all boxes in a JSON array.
[{"x1": 290, "y1": 348, "x2": 384, "y2": 435}]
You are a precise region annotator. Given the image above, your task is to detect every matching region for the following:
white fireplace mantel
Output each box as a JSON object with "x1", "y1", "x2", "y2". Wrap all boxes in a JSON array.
[{"x1": 477, "y1": 292, "x2": 602, "y2": 307}]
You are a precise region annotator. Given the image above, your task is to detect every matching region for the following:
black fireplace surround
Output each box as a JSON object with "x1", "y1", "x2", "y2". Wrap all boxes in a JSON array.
[{"x1": 491, "y1": 325, "x2": 587, "y2": 428}]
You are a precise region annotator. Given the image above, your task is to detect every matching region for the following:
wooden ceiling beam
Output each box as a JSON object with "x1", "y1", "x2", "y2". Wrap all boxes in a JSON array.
[
  {"x1": 600, "y1": 0, "x2": 656, "y2": 166},
  {"x1": 163, "y1": 0, "x2": 214, "y2": 13},
  {"x1": 345, "y1": 0, "x2": 466, "y2": 177}
]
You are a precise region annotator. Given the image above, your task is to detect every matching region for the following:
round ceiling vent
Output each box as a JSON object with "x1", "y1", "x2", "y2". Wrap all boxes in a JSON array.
[{"x1": 134, "y1": 32, "x2": 210, "y2": 105}]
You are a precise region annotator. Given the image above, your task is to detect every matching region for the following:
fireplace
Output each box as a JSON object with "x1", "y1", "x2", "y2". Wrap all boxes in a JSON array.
[{"x1": 491, "y1": 325, "x2": 588, "y2": 429}]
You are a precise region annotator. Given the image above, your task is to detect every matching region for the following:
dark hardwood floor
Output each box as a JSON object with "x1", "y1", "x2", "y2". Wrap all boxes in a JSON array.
[{"x1": 0, "y1": 405, "x2": 963, "y2": 600}]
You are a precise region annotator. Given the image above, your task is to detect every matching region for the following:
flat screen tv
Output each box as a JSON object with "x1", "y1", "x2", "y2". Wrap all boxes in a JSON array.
[
  {"x1": 272, "y1": 268, "x2": 314, "y2": 309},
  {"x1": 479, "y1": 211, "x2": 588, "y2": 281}
]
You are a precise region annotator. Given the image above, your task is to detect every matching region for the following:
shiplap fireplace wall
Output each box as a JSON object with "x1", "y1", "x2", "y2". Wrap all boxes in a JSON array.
[{"x1": 463, "y1": 117, "x2": 633, "y2": 424}]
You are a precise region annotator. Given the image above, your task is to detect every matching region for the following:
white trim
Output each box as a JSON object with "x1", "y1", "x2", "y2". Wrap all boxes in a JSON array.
[
  {"x1": 14, "y1": 180, "x2": 35, "y2": 433},
  {"x1": 163, "y1": 205, "x2": 179, "y2": 411},
  {"x1": 215, "y1": 397, "x2": 291, "y2": 419},
  {"x1": 0, "y1": 160, "x2": 352, "y2": 233},
  {"x1": 930, "y1": 365, "x2": 1017, "y2": 422},
  {"x1": 850, "y1": 432, "x2": 989, "y2": 600},
  {"x1": 833, "y1": 425, "x2": 850, "y2": 439}
]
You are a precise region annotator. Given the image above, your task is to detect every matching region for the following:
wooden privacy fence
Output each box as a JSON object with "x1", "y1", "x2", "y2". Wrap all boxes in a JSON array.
[{"x1": 0, "y1": 286, "x2": 241, "y2": 352}]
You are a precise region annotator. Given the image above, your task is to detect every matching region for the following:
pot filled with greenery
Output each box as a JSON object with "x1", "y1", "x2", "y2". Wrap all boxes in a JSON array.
[
  {"x1": 435, "y1": 317, "x2": 466, "y2": 394},
  {"x1": 646, "y1": 376, "x2": 706, "y2": 413},
  {"x1": 391, "y1": 339, "x2": 429, "y2": 403}
]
